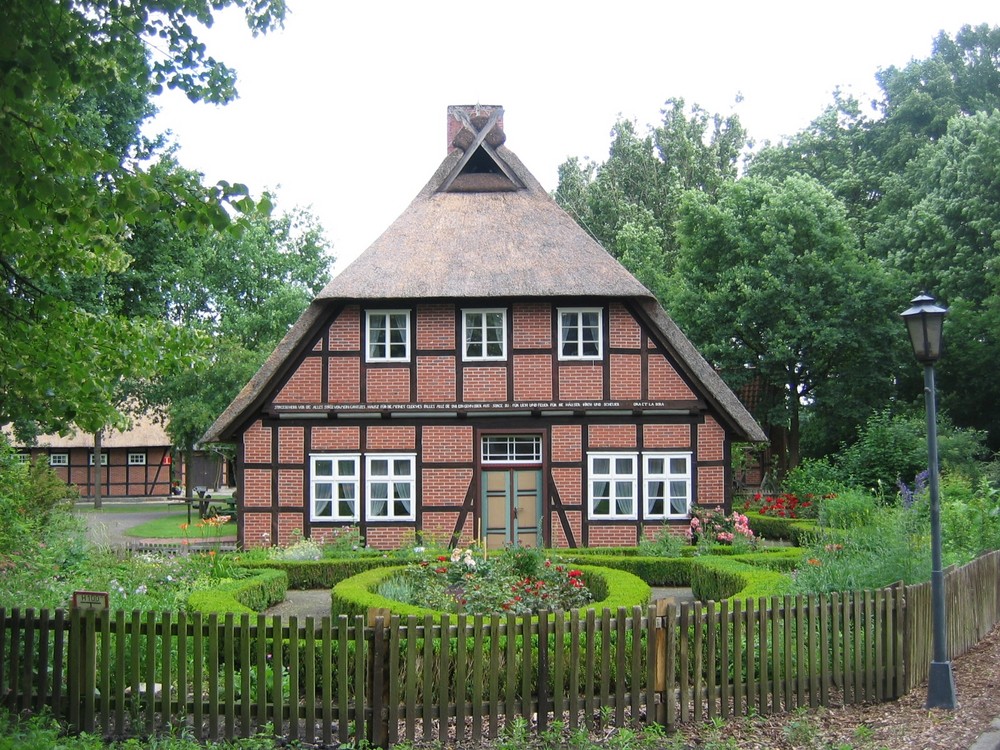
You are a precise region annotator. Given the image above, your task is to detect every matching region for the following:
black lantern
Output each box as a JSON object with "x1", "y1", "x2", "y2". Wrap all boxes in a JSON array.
[{"x1": 901, "y1": 292, "x2": 947, "y2": 363}]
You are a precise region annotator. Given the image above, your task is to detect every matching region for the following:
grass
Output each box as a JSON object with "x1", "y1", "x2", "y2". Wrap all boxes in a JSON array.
[
  {"x1": 124, "y1": 514, "x2": 236, "y2": 539},
  {"x1": 74, "y1": 501, "x2": 187, "y2": 513}
]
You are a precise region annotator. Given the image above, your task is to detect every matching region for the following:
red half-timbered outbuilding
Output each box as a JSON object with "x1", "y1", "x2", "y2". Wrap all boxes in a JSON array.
[{"x1": 203, "y1": 105, "x2": 766, "y2": 550}]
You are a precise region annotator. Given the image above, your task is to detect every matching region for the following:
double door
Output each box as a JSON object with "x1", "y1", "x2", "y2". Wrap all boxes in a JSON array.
[{"x1": 481, "y1": 469, "x2": 542, "y2": 549}]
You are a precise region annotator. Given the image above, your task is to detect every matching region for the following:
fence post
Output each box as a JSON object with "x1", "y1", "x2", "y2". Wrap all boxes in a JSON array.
[
  {"x1": 652, "y1": 599, "x2": 669, "y2": 724},
  {"x1": 367, "y1": 608, "x2": 391, "y2": 749}
]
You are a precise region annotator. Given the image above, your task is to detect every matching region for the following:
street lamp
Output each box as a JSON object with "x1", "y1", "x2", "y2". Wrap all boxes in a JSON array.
[{"x1": 900, "y1": 292, "x2": 957, "y2": 710}]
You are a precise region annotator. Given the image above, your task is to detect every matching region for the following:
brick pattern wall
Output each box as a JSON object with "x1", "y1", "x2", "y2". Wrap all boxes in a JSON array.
[
  {"x1": 462, "y1": 366, "x2": 507, "y2": 402},
  {"x1": 513, "y1": 302, "x2": 550, "y2": 348},
  {"x1": 609, "y1": 302, "x2": 642, "y2": 348},
  {"x1": 243, "y1": 469, "x2": 273, "y2": 506},
  {"x1": 277, "y1": 513, "x2": 303, "y2": 547},
  {"x1": 367, "y1": 425, "x2": 415, "y2": 451},
  {"x1": 551, "y1": 425, "x2": 582, "y2": 463},
  {"x1": 367, "y1": 368, "x2": 410, "y2": 402},
  {"x1": 328, "y1": 358, "x2": 360, "y2": 403},
  {"x1": 697, "y1": 465, "x2": 725, "y2": 507},
  {"x1": 273, "y1": 356, "x2": 322, "y2": 404},
  {"x1": 589, "y1": 525, "x2": 638, "y2": 547},
  {"x1": 643, "y1": 423, "x2": 692, "y2": 449},
  {"x1": 422, "y1": 425, "x2": 473, "y2": 463},
  {"x1": 278, "y1": 427, "x2": 304, "y2": 464},
  {"x1": 329, "y1": 305, "x2": 359, "y2": 351},
  {"x1": 512, "y1": 355, "x2": 552, "y2": 401},
  {"x1": 551, "y1": 467, "x2": 582, "y2": 506},
  {"x1": 416, "y1": 304, "x2": 454, "y2": 349},
  {"x1": 588, "y1": 424, "x2": 637, "y2": 449},
  {"x1": 366, "y1": 526, "x2": 418, "y2": 550},
  {"x1": 421, "y1": 468, "x2": 472, "y2": 506},
  {"x1": 557, "y1": 365, "x2": 603, "y2": 400},
  {"x1": 243, "y1": 512, "x2": 272, "y2": 548},
  {"x1": 419, "y1": 510, "x2": 461, "y2": 546},
  {"x1": 311, "y1": 426, "x2": 360, "y2": 451},
  {"x1": 697, "y1": 416, "x2": 725, "y2": 462},
  {"x1": 610, "y1": 354, "x2": 642, "y2": 400},
  {"x1": 551, "y1": 510, "x2": 582, "y2": 548},
  {"x1": 244, "y1": 420, "x2": 272, "y2": 463},
  {"x1": 277, "y1": 469, "x2": 303, "y2": 507},
  {"x1": 647, "y1": 354, "x2": 696, "y2": 400},
  {"x1": 417, "y1": 356, "x2": 457, "y2": 402}
]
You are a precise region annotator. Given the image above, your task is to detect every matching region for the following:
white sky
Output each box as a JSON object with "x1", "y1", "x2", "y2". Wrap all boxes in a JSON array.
[{"x1": 149, "y1": 1, "x2": 1000, "y2": 273}]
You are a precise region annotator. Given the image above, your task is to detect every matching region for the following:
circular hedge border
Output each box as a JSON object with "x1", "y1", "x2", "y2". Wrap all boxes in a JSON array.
[{"x1": 330, "y1": 563, "x2": 651, "y2": 619}]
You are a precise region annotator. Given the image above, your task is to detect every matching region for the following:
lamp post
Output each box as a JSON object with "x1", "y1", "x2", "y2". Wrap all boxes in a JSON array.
[{"x1": 900, "y1": 291, "x2": 957, "y2": 710}]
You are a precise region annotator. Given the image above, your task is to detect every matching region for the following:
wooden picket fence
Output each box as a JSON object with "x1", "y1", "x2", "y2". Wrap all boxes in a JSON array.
[{"x1": 2, "y1": 550, "x2": 1000, "y2": 745}]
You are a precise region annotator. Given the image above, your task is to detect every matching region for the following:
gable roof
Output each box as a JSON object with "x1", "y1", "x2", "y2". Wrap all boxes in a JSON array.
[
  {"x1": 203, "y1": 105, "x2": 765, "y2": 444},
  {"x1": 5, "y1": 413, "x2": 171, "y2": 450}
]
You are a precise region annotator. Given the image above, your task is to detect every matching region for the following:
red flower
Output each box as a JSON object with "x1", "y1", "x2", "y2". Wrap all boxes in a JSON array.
[
  {"x1": 436, "y1": 567, "x2": 448, "y2": 574},
  {"x1": 437, "y1": 555, "x2": 449, "y2": 562}
]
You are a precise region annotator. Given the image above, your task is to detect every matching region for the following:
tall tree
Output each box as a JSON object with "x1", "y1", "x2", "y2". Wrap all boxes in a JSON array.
[
  {"x1": 669, "y1": 175, "x2": 899, "y2": 471},
  {"x1": 0, "y1": 0, "x2": 286, "y2": 436}
]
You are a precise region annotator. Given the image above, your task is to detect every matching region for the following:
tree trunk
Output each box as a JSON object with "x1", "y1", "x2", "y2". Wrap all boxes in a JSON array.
[
  {"x1": 93, "y1": 428, "x2": 103, "y2": 510},
  {"x1": 788, "y1": 385, "x2": 801, "y2": 472}
]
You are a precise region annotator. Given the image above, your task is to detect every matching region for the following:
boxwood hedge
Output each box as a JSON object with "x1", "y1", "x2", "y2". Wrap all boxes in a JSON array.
[{"x1": 186, "y1": 568, "x2": 288, "y2": 615}]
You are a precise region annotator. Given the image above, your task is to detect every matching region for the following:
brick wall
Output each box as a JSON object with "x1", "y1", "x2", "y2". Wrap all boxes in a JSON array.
[
  {"x1": 558, "y1": 365, "x2": 603, "y2": 400},
  {"x1": 512, "y1": 355, "x2": 552, "y2": 401},
  {"x1": 643, "y1": 423, "x2": 692, "y2": 449},
  {"x1": 419, "y1": 510, "x2": 461, "y2": 546},
  {"x1": 366, "y1": 526, "x2": 417, "y2": 550},
  {"x1": 610, "y1": 354, "x2": 642, "y2": 400},
  {"x1": 697, "y1": 465, "x2": 726, "y2": 507},
  {"x1": 367, "y1": 425, "x2": 415, "y2": 451},
  {"x1": 417, "y1": 356, "x2": 457, "y2": 401},
  {"x1": 422, "y1": 425, "x2": 473, "y2": 463},
  {"x1": 277, "y1": 513, "x2": 303, "y2": 547},
  {"x1": 311, "y1": 426, "x2": 360, "y2": 451},
  {"x1": 243, "y1": 512, "x2": 272, "y2": 547},
  {"x1": 328, "y1": 358, "x2": 360, "y2": 403},
  {"x1": 551, "y1": 467, "x2": 582, "y2": 505},
  {"x1": 551, "y1": 510, "x2": 582, "y2": 548},
  {"x1": 609, "y1": 302, "x2": 642, "y2": 348},
  {"x1": 513, "y1": 302, "x2": 550, "y2": 348},
  {"x1": 551, "y1": 424, "x2": 582, "y2": 463},
  {"x1": 589, "y1": 525, "x2": 638, "y2": 547},
  {"x1": 697, "y1": 416, "x2": 725, "y2": 462},
  {"x1": 277, "y1": 469, "x2": 303, "y2": 507},
  {"x1": 421, "y1": 468, "x2": 472, "y2": 506},
  {"x1": 278, "y1": 426, "x2": 304, "y2": 463},
  {"x1": 588, "y1": 424, "x2": 637, "y2": 449},
  {"x1": 244, "y1": 420, "x2": 272, "y2": 463},
  {"x1": 243, "y1": 468, "x2": 273, "y2": 506},
  {"x1": 329, "y1": 305, "x2": 360, "y2": 351},
  {"x1": 462, "y1": 366, "x2": 507, "y2": 402},
  {"x1": 367, "y1": 368, "x2": 410, "y2": 402},
  {"x1": 273, "y1": 356, "x2": 322, "y2": 404},
  {"x1": 647, "y1": 354, "x2": 695, "y2": 400},
  {"x1": 416, "y1": 304, "x2": 454, "y2": 349}
]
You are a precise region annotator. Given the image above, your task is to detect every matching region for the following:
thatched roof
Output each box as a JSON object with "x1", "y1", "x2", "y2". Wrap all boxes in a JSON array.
[
  {"x1": 203, "y1": 105, "x2": 764, "y2": 444},
  {"x1": 6, "y1": 413, "x2": 171, "y2": 449}
]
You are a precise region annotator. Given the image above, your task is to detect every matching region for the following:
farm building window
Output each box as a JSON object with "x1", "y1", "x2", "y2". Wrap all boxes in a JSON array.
[
  {"x1": 366, "y1": 310, "x2": 410, "y2": 362},
  {"x1": 481, "y1": 435, "x2": 542, "y2": 464},
  {"x1": 88, "y1": 452, "x2": 109, "y2": 466},
  {"x1": 128, "y1": 452, "x2": 147, "y2": 466},
  {"x1": 644, "y1": 453, "x2": 692, "y2": 518},
  {"x1": 49, "y1": 453, "x2": 69, "y2": 467},
  {"x1": 558, "y1": 308, "x2": 602, "y2": 360},
  {"x1": 588, "y1": 453, "x2": 638, "y2": 519},
  {"x1": 367, "y1": 454, "x2": 415, "y2": 521},
  {"x1": 463, "y1": 308, "x2": 506, "y2": 361},
  {"x1": 310, "y1": 454, "x2": 360, "y2": 522},
  {"x1": 14, "y1": 453, "x2": 30, "y2": 463}
]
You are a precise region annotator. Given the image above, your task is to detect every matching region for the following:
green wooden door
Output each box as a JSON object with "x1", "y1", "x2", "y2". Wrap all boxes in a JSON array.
[{"x1": 481, "y1": 469, "x2": 542, "y2": 549}]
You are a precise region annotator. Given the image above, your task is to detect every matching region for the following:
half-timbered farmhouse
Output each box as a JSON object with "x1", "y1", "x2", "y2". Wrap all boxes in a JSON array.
[{"x1": 203, "y1": 105, "x2": 766, "y2": 550}]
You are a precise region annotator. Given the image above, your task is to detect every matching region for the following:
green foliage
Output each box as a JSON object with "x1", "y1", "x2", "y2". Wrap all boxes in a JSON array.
[
  {"x1": 237, "y1": 556, "x2": 402, "y2": 590},
  {"x1": 781, "y1": 457, "x2": 850, "y2": 499},
  {"x1": 0, "y1": 0, "x2": 286, "y2": 434},
  {"x1": 740, "y1": 512, "x2": 817, "y2": 546},
  {"x1": 940, "y1": 473, "x2": 1000, "y2": 563},
  {"x1": 638, "y1": 524, "x2": 686, "y2": 557},
  {"x1": 689, "y1": 555, "x2": 792, "y2": 602},
  {"x1": 332, "y1": 564, "x2": 650, "y2": 620},
  {"x1": 186, "y1": 568, "x2": 288, "y2": 614},
  {"x1": 562, "y1": 553, "x2": 693, "y2": 586},
  {"x1": 836, "y1": 408, "x2": 987, "y2": 492}
]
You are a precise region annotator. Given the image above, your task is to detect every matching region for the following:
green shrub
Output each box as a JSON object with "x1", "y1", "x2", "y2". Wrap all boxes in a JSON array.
[
  {"x1": 187, "y1": 568, "x2": 288, "y2": 614},
  {"x1": 237, "y1": 556, "x2": 400, "y2": 588},
  {"x1": 817, "y1": 489, "x2": 877, "y2": 529},
  {"x1": 331, "y1": 564, "x2": 650, "y2": 619},
  {"x1": 561, "y1": 554, "x2": 693, "y2": 585},
  {"x1": 743, "y1": 511, "x2": 817, "y2": 545},
  {"x1": 689, "y1": 556, "x2": 792, "y2": 601}
]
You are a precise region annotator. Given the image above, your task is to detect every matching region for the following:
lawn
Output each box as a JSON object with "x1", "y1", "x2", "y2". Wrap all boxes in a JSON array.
[{"x1": 124, "y1": 514, "x2": 236, "y2": 539}]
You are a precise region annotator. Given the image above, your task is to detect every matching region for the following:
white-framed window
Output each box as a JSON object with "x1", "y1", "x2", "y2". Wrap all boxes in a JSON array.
[
  {"x1": 463, "y1": 308, "x2": 506, "y2": 361},
  {"x1": 588, "y1": 452, "x2": 638, "y2": 519},
  {"x1": 367, "y1": 454, "x2": 415, "y2": 521},
  {"x1": 310, "y1": 454, "x2": 360, "y2": 522},
  {"x1": 88, "y1": 452, "x2": 109, "y2": 466},
  {"x1": 366, "y1": 310, "x2": 410, "y2": 362},
  {"x1": 481, "y1": 435, "x2": 543, "y2": 464},
  {"x1": 14, "y1": 453, "x2": 30, "y2": 464},
  {"x1": 49, "y1": 453, "x2": 69, "y2": 467},
  {"x1": 558, "y1": 308, "x2": 603, "y2": 360},
  {"x1": 128, "y1": 452, "x2": 147, "y2": 466},
  {"x1": 644, "y1": 453, "x2": 692, "y2": 519}
]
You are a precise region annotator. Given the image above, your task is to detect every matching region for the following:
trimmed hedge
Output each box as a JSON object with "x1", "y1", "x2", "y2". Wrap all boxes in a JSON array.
[
  {"x1": 689, "y1": 556, "x2": 792, "y2": 602},
  {"x1": 561, "y1": 554, "x2": 693, "y2": 585},
  {"x1": 744, "y1": 512, "x2": 817, "y2": 545},
  {"x1": 187, "y1": 568, "x2": 288, "y2": 615},
  {"x1": 238, "y1": 556, "x2": 401, "y2": 589},
  {"x1": 331, "y1": 564, "x2": 651, "y2": 620}
]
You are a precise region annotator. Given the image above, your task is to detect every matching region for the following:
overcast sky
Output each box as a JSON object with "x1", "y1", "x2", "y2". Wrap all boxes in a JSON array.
[{"x1": 149, "y1": 1, "x2": 1000, "y2": 273}]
